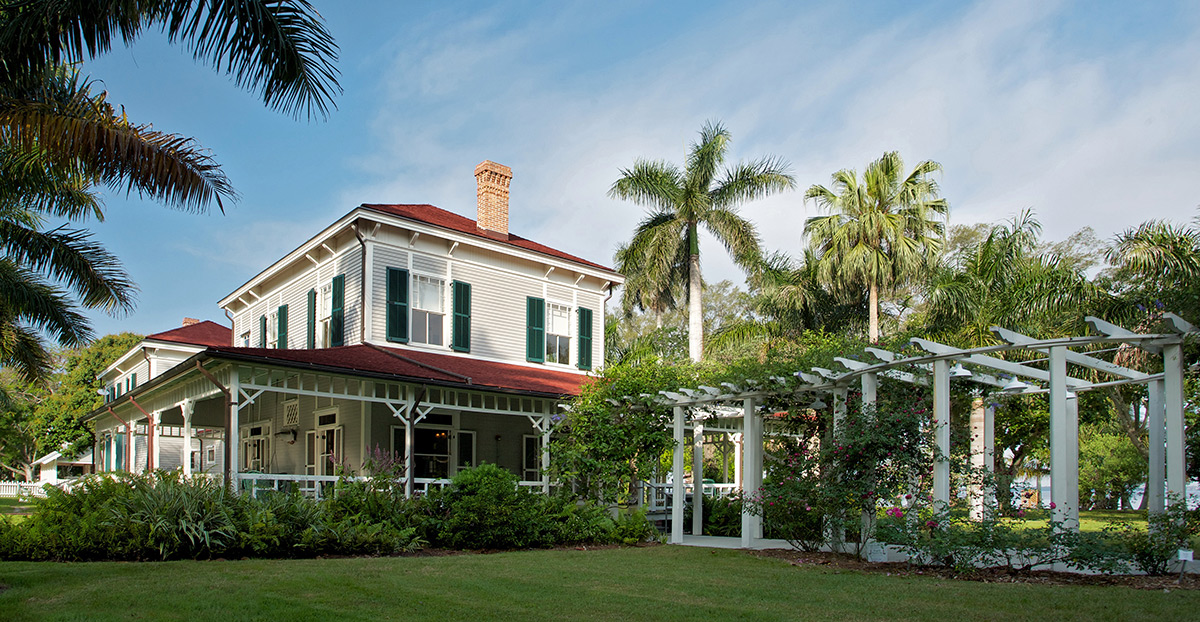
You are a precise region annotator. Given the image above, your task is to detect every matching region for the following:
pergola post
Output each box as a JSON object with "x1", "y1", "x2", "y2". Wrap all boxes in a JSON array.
[
  {"x1": 181, "y1": 400, "x2": 194, "y2": 476},
  {"x1": 932, "y1": 360, "x2": 950, "y2": 506},
  {"x1": 1048, "y1": 346, "x2": 1079, "y2": 529},
  {"x1": 984, "y1": 400, "x2": 996, "y2": 510},
  {"x1": 1164, "y1": 342, "x2": 1187, "y2": 506},
  {"x1": 692, "y1": 421, "x2": 704, "y2": 537},
  {"x1": 832, "y1": 388, "x2": 848, "y2": 432},
  {"x1": 671, "y1": 405, "x2": 685, "y2": 544},
  {"x1": 861, "y1": 373, "x2": 877, "y2": 412},
  {"x1": 1147, "y1": 379, "x2": 1166, "y2": 514},
  {"x1": 740, "y1": 397, "x2": 762, "y2": 548},
  {"x1": 732, "y1": 432, "x2": 743, "y2": 491}
]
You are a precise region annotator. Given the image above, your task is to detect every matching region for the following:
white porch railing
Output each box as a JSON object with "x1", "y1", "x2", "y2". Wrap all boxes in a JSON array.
[
  {"x1": 642, "y1": 481, "x2": 739, "y2": 513},
  {"x1": 0, "y1": 481, "x2": 51, "y2": 499},
  {"x1": 236, "y1": 473, "x2": 547, "y2": 500}
]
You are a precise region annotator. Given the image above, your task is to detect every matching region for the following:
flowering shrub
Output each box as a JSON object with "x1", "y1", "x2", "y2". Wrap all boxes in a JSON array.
[{"x1": 747, "y1": 384, "x2": 939, "y2": 554}]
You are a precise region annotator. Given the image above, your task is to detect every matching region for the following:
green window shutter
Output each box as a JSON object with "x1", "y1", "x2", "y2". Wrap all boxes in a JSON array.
[
  {"x1": 386, "y1": 268, "x2": 409, "y2": 343},
  {"x1": 452, "y1": 281, "x2": 471, "y2": 352},
  {"x1": 131, "y1": 373, "x2": 137, "y2": 388},
  {"x1": 526, "y1": 297, "x2": 545, "y2": 363},
  {"x1": 277, "y1": 304, "x2": 288, "y2": 349},
  {"x1": 577, "y1": 308, "x2": 593, "y2": 370},
  {"x1": 306, "y1": 289, "x2": 316, "y2": 349},
  {"x1": 259, "y1": 315, "x2": 267, "y2": 348},
  {"x1": 331, "y1": 274, "x2": 345, "y2": 347}
]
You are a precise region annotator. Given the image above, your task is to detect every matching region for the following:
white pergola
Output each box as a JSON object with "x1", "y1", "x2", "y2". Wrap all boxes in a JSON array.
[{"x1": 636, "y1": 314, "x2": 1194, "y2": 547}]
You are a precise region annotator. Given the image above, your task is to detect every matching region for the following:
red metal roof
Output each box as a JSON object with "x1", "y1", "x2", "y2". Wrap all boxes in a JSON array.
[
  {"x1": 205, "y1": 343, "x2": 592, "y2": 397},
  {"x1": 361, "y1": 203, "x2": 617, "y2": 273},
  {"x1": 147, "y1": 321, "x2": 232, "y2": 348}
]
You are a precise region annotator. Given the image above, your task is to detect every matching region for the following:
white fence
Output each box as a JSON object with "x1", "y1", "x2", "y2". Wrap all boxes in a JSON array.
[
  {"x1": 236, "y1": 473, "x2": 546, "y2": 500},
  {"x1": 0, "y1": 481, "x2": 51, "y2": 499}
]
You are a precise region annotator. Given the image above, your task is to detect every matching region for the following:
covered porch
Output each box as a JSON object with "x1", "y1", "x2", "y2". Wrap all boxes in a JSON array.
[{"x1": 88, "y1": 351, "x2": 571, "y2": 498}]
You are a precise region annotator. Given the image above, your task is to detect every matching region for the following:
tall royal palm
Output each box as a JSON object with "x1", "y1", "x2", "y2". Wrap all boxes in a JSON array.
[
  {"x1": 804, "y1": 151, "x2": 948, "y2": 343},
  {"x1": 610, "y1": 121, "x2": 794, "y2": 362}
]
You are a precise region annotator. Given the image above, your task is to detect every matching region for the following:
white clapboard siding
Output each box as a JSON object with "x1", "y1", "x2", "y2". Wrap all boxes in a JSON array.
[
  {"x1": 370, "y1": 244, "x2": 411, "y2": 343},
  {"x1": 451, "y1": 260, "x2": 542, "y2": 362}
]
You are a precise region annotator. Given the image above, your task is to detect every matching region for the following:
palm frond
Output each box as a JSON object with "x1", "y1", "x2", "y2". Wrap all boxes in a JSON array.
[
  {"x1": 0, "y1": 0, "x2": 342, "y2": 120},
  {"x1": 0, "y1": 221, "x2": 136, "y2": 313}
]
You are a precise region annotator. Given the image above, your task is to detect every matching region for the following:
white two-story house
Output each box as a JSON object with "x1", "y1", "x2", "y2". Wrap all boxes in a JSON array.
[{"x1": 87, "y1": 161, "x2": 622, "y2": 495}]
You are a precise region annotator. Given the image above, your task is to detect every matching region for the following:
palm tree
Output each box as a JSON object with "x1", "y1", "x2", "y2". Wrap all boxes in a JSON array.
[
  {"x1": 804, "y1": 151, "x2": 948, "y2": 343},
  {"x1": 0, "y1": 0, "x2": 341, "y2": 213},
  {"x1": 925, "y1": 210, "x2": 1099, "y2": 347},
  {"x1": 0, "y1": 1, "x2": 340, "y2": 380},
  {"x1": 707, "y1": 250, "x2": 865, "y2": 359},
  {"x1": 609, "y1": 121, "x2": 795, "y2": 362}
]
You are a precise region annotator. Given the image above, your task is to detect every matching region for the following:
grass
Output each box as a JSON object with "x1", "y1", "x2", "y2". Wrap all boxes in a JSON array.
[
  {"x1": 1018, "y1": 509, "x2": 1148, "y2": 532},
  {"x1": 0, "y1": 546, "x2": 1194, "y2": 621},
  {"x1": 0, "y1": 498, "x2": 32, "y2": 516}
]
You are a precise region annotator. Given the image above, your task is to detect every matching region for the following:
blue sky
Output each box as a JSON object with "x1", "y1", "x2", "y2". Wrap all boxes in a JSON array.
[{"x1": 78, "y1": 0, "x2": 1200, "y2": 337}]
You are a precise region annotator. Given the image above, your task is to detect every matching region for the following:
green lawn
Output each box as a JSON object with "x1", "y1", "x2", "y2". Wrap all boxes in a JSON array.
[
  {"x1": 1018, "y1": 509, "x2": 1148, "y2": 532},
  {"x1": 0, "y1": 546, "x2": 1193, "y2": 621},
  {"x1": 0, "y1": 498, "x2": 32, "y2": 516}
]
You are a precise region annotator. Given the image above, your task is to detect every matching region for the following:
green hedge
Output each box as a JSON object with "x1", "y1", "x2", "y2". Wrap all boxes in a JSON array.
[{"x1": 0, "y1": 466, "x2": 655, "y2": 561}]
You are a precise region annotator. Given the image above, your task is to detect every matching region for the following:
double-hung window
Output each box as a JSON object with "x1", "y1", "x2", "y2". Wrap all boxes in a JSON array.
[
  {"x1": 545, "y1": 303, "x2": 571, "y2": 365},
  {"x1": 411, "y1": 275, "x2": 445, "y2": 346}
]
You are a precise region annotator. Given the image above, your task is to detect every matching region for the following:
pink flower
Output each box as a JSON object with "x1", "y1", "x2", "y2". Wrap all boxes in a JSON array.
[
  {"x1": 1016, "y1": 510, "x2": 1026, "y2": 518},
  {"x1": 1049, "y1": 502, "x2": 1056, "y2": 509}
]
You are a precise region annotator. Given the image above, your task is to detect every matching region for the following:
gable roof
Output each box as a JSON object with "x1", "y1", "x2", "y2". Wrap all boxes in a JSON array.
[
  {"x1": 146, "y1": 321, "x2": 232, "y2": 348},
  {"x1": 205, "y1": 343, "x2": 592, "y2": 397},
  {"x1": 362, "y1": 203, "x2": 616, "y2": 273}
]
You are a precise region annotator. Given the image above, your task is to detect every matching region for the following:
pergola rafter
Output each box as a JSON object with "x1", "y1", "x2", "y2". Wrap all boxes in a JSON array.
[{"x1": 627, "y1": 315, "x2": 1194, "y2": 548}]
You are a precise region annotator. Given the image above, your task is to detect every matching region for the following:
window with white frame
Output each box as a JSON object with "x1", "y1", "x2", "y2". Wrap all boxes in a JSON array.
[
  {"x1": 240, "y1": 422, "x2": 271, "y2": 472},
  {"x1": 523, "y1": 435, "x2": 542, "y2": 481},
  {"x1": 318, "y1": 284, "x2": 332, "y2": 347},
  {"x1": 267, "y1": 312, "x2": 279, "y2": 348},
  {"x1": 411, "y1": 275, "x2": 445, "y2": 346},
  {"x1": 546, "y1": 303, "x2": 571, "y2": 364},
  {"x1": 240, "y1": 331, "x2": 251, "y2": 347}
]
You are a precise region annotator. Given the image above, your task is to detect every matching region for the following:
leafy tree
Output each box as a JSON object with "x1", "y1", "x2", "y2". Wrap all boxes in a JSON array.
[
  {"x1": 804, "y1": 151, "x2": 948, "y2": 343},
  {"x1": 925, "y1": 211, "x2": 1100, "y2": 347},
  {"x1": 0, "y1": 369, "x2": 41, "y2": 480},
  {"x1": 0, "y1": 0, "x2": 340, "y2": 382},
  {"x1": 610, "y1": 120, "x2": 794, "y2": 362},
  {"x1": 1077, "y1": 423, "x2": 1147, "y2": 510}
]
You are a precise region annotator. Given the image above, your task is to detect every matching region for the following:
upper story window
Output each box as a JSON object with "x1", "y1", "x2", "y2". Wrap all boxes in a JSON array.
[
  {"x1": 240, "y1": 331, "x2": 250, "y2": 347},
  {"x1": 546, "y1": 303, "x2": 571, "y2": 365},
  {"x1": 411, "y1": 275, "x2": 445, "y2": 346},
  {"x1": 527, "y1": 297, "x2": 594, "y2": 370},
  {"x1": 267, "y1": 311, "x2": 279, "y2": 348}
]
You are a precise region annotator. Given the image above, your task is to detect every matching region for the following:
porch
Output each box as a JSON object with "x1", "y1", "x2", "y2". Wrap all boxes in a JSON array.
[{"x1": 88, "y1": 354, "x2": 569, "y2": 497}]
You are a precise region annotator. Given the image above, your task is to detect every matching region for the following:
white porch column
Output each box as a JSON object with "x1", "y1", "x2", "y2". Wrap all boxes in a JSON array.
[
  {"x1": 181, "y1": 400, "x2": 195, "y2": 476},
  {"x1": 740, "y1": 398, "x2": 762, "y2": 548},
  {"x1": 861, "y1": 373, "x2": 878, "y2": 413},
  {"x1": 1048, "y1": 346, "x2": 1078, "y2": 529},
  {"x1": 228, "y1": 367, "x2": 241, "y2": 490},
  {"x1": 932, "y1": 360, "x2": 951, "y2": 506},
  {"x1": 692, "y1": 421, "x2": 704, "y2": 537},
  {"x1": 150, "y1": 411, "x2": 162, "y2": 471},
  {"x1": 541, "y1": 414, "x2": 552, "y2": 494},
  {"x1": 1147, "y1": 379, "x2": 1166, "y2": 515},
  {"x1": 671, "y1": 405, "x2": 686, "y2": 545},
  {"x1": 1164, "y1": 342, "x2": 1187, "y2": 506},
  {"x1": 404, "y1": 415, "x2": 415, "y2": 498}
]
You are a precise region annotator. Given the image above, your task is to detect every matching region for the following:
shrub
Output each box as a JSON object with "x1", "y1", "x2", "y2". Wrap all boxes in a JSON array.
[{"x1": 435, "y1": 463, "x2": 543, "y2": 549}]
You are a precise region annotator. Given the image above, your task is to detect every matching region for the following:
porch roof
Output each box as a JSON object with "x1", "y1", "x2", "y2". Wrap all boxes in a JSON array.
[
  {"x1": 204, "y1": 343, "x2": 592, "y2": 397},
  {"x1": 146, "y1": 320, "x2": 232, "y2": 348}
]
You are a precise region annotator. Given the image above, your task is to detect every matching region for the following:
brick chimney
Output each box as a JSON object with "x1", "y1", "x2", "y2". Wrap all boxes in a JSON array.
[
  {"x1": 474, "y1": 160, "x2": 512, "y2": 237},
  {"x1": 182, "y1": 317, "x2": 200, "y2": 327}
]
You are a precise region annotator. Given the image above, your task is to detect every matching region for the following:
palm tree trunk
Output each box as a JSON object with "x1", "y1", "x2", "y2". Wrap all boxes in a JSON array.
[
  {"x1": 868, "y1": 280, "x2": 879, "y2": 343},
  {"x1": 688, "y1": 222, "x2": 703, "y2": 362}
]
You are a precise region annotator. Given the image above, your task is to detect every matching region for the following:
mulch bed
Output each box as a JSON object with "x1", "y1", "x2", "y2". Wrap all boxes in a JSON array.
[{"x1": 753, "y1": 549, "x2": 1200, "y2": 590}]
